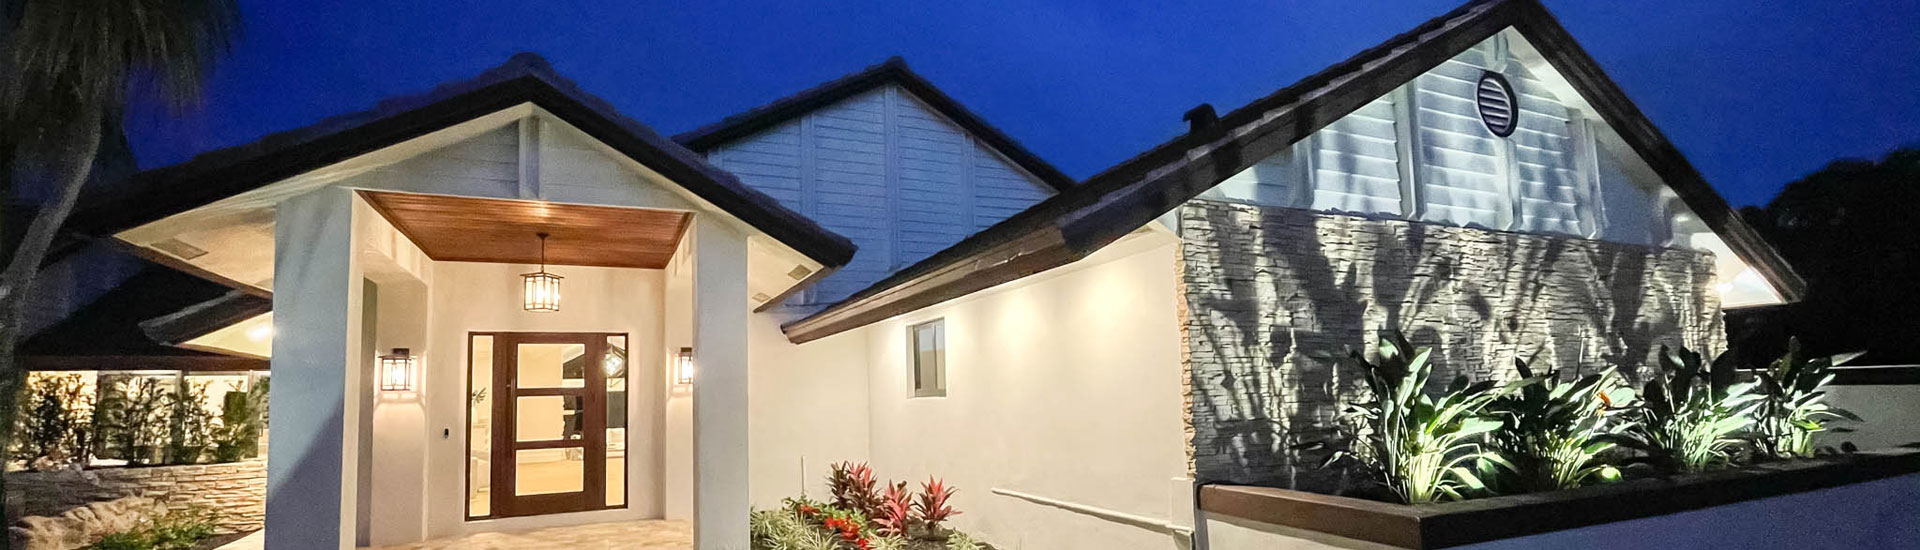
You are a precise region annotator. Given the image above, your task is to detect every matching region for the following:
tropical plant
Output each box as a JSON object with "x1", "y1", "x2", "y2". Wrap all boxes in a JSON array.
[
  {"x1": 12, "y1": 373, "x2": 94, "y2": 468},
  {"x1": 0, "y1": 3, "x2": 239, "y2": 537},
  {"x1": 212, "y1": 379, "x2": 269, "y2": 462},
  {"x1": 164, "y1": 380, "x2": 216, "y2": 464},
  {"x1": 943, "y1": 530, "x2": 981, "y2": 550},
  {"x1": 873, "y1": 481, "x2": 914, "y2": 537},
  {"x1": 827, "y1": 461, "x2": 883, "y2": 518},
  {"x1": 84, "y1": 506, "x2": 218, "y2": 550},
  {"x1": 93, "y1": 376, "x2": 172, "y2": 464},
  {"x1": 1753, "y1": 338, "x2": 1863, "y2": 458},
  {"x1": 1327, "y1": 331, "x2": 1509, "y2": 503},
  {"x1": 1484, "y1": 361, "x2": 1634, "y2": 492},
  {"x1": 914, "y1": 477, "x2": 960, "y2": 531},
  {"x1": 1614, "y1": 346, "x2": 1762, "y2": 472}
]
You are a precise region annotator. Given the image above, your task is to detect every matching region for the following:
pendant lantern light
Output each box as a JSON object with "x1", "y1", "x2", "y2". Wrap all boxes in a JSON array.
[{"x1": 522, "y1": 232, "x2": 562, "y2": 312}]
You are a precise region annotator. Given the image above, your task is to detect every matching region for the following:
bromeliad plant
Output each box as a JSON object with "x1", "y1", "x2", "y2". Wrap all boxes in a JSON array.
[
  {"x1": 1328, "y1": 331, "x2": 1511, "y2": 504},
  {"x1": 759, "y1": 463, "x2": 986, "y2": 550},
  {"x1": 1484, "y1": 360, "x2": 1634, "y2": 492},
  {"x1": 1753, "y1": 338, "x2": 1863, "y2": 459},
  {"x1": 1614, "y1": 346, "x2": 1762, "y2": 472}
]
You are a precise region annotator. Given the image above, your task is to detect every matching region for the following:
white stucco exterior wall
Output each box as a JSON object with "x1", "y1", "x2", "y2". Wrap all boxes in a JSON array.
[
  {"x1": 746, "y1": 309, "x2": 871, "y2": 507},
  {"x1": 267, "y1": 187, "x2": 364, "y2": 550},
  {"x1": 858, "y1": 232, "x2": 1190, "y2": 550},
  {"x1": 691, "y1": 216, "x2": 753, "y2": 549}
]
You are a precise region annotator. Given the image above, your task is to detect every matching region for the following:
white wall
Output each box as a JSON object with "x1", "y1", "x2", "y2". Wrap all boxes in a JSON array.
[
  {"x1": 858, "y1": 232, "x2": 1189, "y2": 550},
  {"x1": 746, "y1": 309, "x2": 871, "y2": 508},
  {"x1": 1203, "y1": 473, "x2": 1920, "y2": 550},
  {"x1": 1823, "y1": 384, "x2": 1920, "y2": 451},
  {"x1": 420, "y1": 261, "x2": 672, "y2": 538},
  {"x1": 706, "y1": 85, "x2": 1055, "y2": 307}
]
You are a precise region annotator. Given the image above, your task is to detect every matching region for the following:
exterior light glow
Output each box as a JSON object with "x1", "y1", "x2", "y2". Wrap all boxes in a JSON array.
[
  {"x1": 674, "y1": 347, "x2": 695, "y2": 385},
  {"x1": 522, "y1": 232, "x2": 562, "y2": 312},
  {"x1": 379, "y1": 348, "x2": 417, "y2": 392}
]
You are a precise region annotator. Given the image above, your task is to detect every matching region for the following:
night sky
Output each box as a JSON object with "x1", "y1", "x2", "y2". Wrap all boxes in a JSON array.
[{"x1": 125, "y1": 0, "x2": 1920, "y2": 208}]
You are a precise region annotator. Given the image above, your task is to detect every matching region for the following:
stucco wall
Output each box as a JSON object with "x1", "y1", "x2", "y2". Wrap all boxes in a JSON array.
[
  {"x1": 8, "y1": 461, "x2": 267, "y2": 534},
  {"x1": 1178, "y1": 200, "x2": 1724, "y2": 489},
  {"x1": 860, "y1": 233, "x2": 1190, "y2": 550},
  {"x1": 747, "y1": 310, "x2": 871, "y2": 509}
]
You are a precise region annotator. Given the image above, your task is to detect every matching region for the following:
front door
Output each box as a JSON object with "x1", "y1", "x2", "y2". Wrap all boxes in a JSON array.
[{"x1": 488, "y1": 332, "x2": 615, "y2": 518}]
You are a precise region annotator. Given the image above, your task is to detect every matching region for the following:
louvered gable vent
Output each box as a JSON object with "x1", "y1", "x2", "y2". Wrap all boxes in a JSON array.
[{"x1": 1476, "y1": 72, "x2": 1518, "y2": 137}]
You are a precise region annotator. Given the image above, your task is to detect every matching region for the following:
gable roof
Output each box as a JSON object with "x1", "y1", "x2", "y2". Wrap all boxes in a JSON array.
[
  {"x1": 781, "y1": 0, "x2": 1807, "y2": 343},
  {"x1": 62, "y1": 53, "x2": 856, "y2": 270},
  {"x1": 23, "y1": 264, "x2": 269, "y2": 371},
  {"x1": 673, "y1": 56, "x2": 1077, "y2": 193}
]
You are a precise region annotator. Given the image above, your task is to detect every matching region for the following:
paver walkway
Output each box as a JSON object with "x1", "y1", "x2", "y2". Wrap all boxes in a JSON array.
[{"x1": 213, "y1": 521, "x2": 693, "y2": 550}]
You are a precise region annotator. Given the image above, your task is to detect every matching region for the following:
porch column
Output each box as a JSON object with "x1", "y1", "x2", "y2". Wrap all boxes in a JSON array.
[
  {"x1": 692, "y1": 216, "x2": 749, "y2": 549},
  {"x1": 266, "y1": 187, "x2": 363, "y2": 550}
]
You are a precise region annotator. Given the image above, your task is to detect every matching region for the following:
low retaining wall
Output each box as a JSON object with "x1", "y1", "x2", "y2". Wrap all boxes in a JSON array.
[{"x1": 6, "y1": 461, "x2": 266, "y2": 534}]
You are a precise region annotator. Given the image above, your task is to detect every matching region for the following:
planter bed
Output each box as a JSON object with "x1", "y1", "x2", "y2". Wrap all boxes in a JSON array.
[{"x1": 1198, "y1": 449, "x2": 1920, "y2": 549}]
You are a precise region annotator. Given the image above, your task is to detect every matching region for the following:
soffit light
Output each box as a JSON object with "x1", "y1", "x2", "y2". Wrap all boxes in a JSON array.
[
  {"x1": 522, "y1": 232, "x2": 562, "y2": 312},
  {"x1": 379, "y1": 348, "x2": 417, "y2": 392}
]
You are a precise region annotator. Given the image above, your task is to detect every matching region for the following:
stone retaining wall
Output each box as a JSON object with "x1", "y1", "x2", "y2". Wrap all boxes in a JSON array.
[
  {"x1": 1178, "y1": 200, "x2": 1724, "y2": 491},
  {"x1": 6, "y1": 461, "x2": 266, "y2": 534}
]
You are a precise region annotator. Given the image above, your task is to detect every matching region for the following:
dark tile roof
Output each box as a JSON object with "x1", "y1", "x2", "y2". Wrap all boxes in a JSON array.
[
  {"x1": 781, "y1": 0, "x2": 1807, "y2": 343},
  {"x1": 63, "y1": 52, "x2": 856, "y2": 270},
  {"x1": 673, "y1": 56, "x2": 1076, "y2": 193},
  {"x1": 23, "y1": 264, "x2": 268, "y2": 371}
]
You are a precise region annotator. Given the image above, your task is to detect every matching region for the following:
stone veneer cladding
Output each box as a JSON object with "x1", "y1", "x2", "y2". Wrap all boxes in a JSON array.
[
  {"x1": 6, "y1": 460, "x2": 266, "y2": 534},
  {"x1": 1177, "y1": 200, "x2": 1724, "y2": 491}
]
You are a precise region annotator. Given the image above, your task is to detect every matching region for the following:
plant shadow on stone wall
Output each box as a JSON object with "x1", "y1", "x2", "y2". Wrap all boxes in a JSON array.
[{"x1": 1181, "y1": 201, "x2": 1721, "y2": 493}]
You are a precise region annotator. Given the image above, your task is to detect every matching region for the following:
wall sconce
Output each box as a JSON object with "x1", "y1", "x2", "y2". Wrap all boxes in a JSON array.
[
  {"x1": 674, "y1": 347, "x2": 695, "y2": 385},
  {"x1": 379, "y1": 348, "x2": 417, "y2": 392},
  {"x1": 522, "y1": 232, "x2": 562, "y2": 312}
]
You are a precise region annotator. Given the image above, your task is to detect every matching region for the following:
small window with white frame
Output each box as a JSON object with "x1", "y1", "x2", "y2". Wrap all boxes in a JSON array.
[{"x1": 910, "y1": 319, "x2": 946, "y2": 397}]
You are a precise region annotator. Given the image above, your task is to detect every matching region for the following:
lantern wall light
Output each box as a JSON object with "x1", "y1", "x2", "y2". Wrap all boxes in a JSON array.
[
  {"x1": 674, "y1": 347, "x2": 695, "y2": 385},
  {"x1": 379, "y1": 348, "x2": 417, "y2": 392},
  {"x1": 523, "y1": 232, "x2": 562, "y2": 312}
]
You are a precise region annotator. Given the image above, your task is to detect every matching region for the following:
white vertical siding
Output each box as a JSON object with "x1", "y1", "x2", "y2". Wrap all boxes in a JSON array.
[{"x1": 707, "y1": 85, "x2": 1055, "y2": 306}]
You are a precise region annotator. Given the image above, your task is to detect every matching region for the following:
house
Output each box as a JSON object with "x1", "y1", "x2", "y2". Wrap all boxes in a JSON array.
[{"x1": 39, "y1": 0, "x2": 1916, "y2": 549}]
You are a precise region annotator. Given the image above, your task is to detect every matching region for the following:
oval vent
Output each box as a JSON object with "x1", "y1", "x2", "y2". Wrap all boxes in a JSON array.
[{"x1": 1476, "y1": 72, "x2": 1518, "y2": 137}]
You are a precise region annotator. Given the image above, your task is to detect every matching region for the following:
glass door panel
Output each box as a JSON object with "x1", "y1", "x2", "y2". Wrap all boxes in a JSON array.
[{"x1": 467, "y1": 332, "x2": 627, "y2": 519}]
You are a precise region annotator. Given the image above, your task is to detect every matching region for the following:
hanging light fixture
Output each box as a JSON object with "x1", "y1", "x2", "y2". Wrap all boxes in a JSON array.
[
  {"x1": 523, "y1": 232, "x2": 562, "y2": 312},
  {"x1": 379, "y1": 348, "x2": 417, "y2": 392}
]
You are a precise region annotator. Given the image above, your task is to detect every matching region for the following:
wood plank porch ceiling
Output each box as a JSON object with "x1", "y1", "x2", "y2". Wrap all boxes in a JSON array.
[{"x1": 359, "y1": 191, "x2": 690, "y2": 269}]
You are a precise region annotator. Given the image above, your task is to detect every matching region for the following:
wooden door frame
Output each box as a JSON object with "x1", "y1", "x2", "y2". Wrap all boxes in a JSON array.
[{"x1": 466, "y1": 331, "x2": 629, "y2": 520}]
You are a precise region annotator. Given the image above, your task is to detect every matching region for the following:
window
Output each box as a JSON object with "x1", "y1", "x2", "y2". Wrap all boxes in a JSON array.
[{"x1": 910, "y1": 319, "x2": 946, "y2": 397}]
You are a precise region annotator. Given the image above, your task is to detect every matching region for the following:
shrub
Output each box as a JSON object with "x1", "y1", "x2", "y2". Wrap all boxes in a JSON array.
[
  {"x1": 1614, "y1": 346, "x2": 1762, "y2": 472},
  {"x1": 873, "y1": 482, "x2": 913, "y2": 537},
  {"x1": 93, "y1": 376, "x2": 171, "y2": 464},
  {"x1": 827, "y1": 461, "x2": 882, "y2": 519},
  {"x1": 164, "y1": 381, "x2": 216, "y2": 465},
  {"x1": 1753, "y1": 339, "x2": 1862, "y2": 458},
  {"x1": 913, "y1": 477, "x2": 960, "y2": 532},
  {"x1": 13, "y1": 374, "x2": 94, "y2": 468},
  {"x1": 212, "y1": 378, "x2": 270, "y2": 463},
  {"x1": 84, "y1": 507, "x2": 218, "y2": 550},
  {"x1": 1327, "y1": 331, "x2": 1509, "y2": 503},
  {"x1": 1484, "y1": 361, "x2": 1634, "y2": 492}
]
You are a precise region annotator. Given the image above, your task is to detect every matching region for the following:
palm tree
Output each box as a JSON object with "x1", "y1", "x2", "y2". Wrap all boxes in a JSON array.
[{"x1": 0, "y1": 0, "x2": 238, "y2": 530}]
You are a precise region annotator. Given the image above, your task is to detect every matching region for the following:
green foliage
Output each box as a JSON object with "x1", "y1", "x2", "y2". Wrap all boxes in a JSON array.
[
  {"x1": 12, "y1": 374, "x2": 94, "y2": 468},
  {"x1": 212, "y1": 378, "x2": 269, "y2": 463},
  {"x1": 943, "y1": 530, "x2": 981, "y2": 550},
  {"x1": 83, "y1": 507, "x2": 218, "y2": 550},
  {"x1": 93, "y1": 376, "x2": 171, "y2": 464},
  {"x1": 1329, "y1": 331, "x2": 1510, "y2": 504},
  {"x1": 1615, "y1": 346, "x2": 1762, "y2": 472},
  {"x1": 164, "y1": 380, "x2": 216, "y2": 465},
  {"x1": 1754, "y1": 339, "x2": 1863, "y2": 458},
  {"x1": 1484, "y1": 361, "x2": 1634, "y2": 492}
]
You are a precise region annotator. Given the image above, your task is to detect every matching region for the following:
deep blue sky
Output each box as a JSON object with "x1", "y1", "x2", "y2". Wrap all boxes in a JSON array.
[{"x1": 126, "y1": 0, "x2": 1920, "y2": 208}]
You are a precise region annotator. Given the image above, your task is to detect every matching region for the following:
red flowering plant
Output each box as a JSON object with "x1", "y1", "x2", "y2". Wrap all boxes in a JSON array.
[
  {"x1": 872, "y1": 481, "x2": 915, "y2": 537},
  {"x1": 914, "y1": 477, "x2": 961, "y2": 532}
]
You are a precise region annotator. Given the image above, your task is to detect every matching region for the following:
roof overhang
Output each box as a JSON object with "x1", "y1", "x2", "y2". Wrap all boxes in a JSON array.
[
  {"x1": 781, "y1": 0, "x2": 1806, "y2": 343},
  {"x1": 63, "y1": 54, "x2": 856, "y2": 289}
]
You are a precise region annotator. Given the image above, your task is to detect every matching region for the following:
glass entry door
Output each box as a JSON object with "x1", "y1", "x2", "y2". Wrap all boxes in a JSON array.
[{"x1": 469, "y1": 332, "x2": 628, "y2": 519}]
